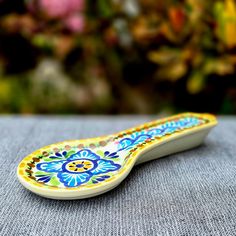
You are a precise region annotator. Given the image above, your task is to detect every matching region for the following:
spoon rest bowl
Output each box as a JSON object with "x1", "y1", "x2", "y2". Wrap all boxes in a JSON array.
[{"x1": 17, "y1": 113, "x2": 217, "y2": 200}]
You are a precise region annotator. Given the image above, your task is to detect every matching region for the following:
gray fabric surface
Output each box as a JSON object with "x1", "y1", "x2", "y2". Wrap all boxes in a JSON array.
[{"x1": 0, "y1": 115, "x2": 235, "y2": 236}]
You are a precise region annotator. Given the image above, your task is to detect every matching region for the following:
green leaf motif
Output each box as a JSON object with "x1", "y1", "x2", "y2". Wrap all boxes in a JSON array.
[
  {"x1": 34, "y1": 171, "x2": 52, "y2": 176},
  {"x1": 65, "y1": 150, "x2": 76, "y2": 158},
  {"x1": 43, "y1": 158, "x2": 62, "y2": 162},
  {"x1": 49, "y1": 176, "x2": 60, "y2": 186},
  {"x1": 96, "y1": 150, "x2": 105, "y2": 158}
]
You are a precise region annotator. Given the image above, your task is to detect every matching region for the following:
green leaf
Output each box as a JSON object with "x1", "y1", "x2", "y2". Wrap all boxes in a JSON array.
[
  {"x1": 148, "y1": 49, "x2": 179, "y2": 65},
  {"x1": 49, "y1": 176, "x2": 60, "y2": 187},
  {"x1": 187, "y1": 72, "x2": 205, "y2": 94},
  {"x1": 97, "y1": 0, "x2": 113, "y2": 18},
  {"x1": 34, "y1": 171, "x2": 52, "y2": 176},
  {"x1": 43, "y1": 158, "x2": 63, "y2": 162},
  {"x1": 65, "y1": 150, "x2": 76, "y2": 158},
  {"x1": 96, "y1": 150, "x2": 104, "y2": 157}
]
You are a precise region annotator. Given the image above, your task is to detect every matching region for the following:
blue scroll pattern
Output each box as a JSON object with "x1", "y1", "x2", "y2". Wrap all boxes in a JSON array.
[{"x1": 117, "y1": 117, "x2": 205, "y2": 151}]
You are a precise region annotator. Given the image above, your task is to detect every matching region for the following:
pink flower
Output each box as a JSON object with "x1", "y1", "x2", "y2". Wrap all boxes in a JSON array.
[
  {"x1": 39, "y1": 0, "x2": 84, "y2": 18},
  {"x1": 64, "y1": 14, "x2": 85, "y2": 33}
]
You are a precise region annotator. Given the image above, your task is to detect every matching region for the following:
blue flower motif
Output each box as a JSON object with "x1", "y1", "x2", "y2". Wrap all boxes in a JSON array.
[{"x1": 36, "y1": 149, "x2": 121, "y2": 187}]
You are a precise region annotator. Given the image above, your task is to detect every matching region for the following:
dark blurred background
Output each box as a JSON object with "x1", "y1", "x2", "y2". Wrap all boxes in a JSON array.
[{"x1": 0, "y1": 0, "x2": 236, "y2": 114}]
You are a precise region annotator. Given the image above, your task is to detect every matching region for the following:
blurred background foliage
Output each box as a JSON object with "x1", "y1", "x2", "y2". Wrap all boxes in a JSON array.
[{"x1": 0, "y1": 0, "x2": 236, "y2": 114}]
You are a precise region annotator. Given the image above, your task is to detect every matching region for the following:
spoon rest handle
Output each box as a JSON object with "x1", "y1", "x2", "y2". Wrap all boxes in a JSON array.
[
  {"x1": 111, "y1": 113, "x2": 217, "y2": 165},
  {"x1": 136, "y1": 126, "x2": 211, "y2": 164}
]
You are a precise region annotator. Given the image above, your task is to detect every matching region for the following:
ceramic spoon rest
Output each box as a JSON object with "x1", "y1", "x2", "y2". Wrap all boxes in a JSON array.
[{"x1": 17, "y1": 113, "x2": 217, "y2": 200}]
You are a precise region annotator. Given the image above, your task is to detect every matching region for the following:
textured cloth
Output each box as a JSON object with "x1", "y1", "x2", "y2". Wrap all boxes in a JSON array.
[{"x1": 0, "y1": 115, "x2": 235, "y2": 236}]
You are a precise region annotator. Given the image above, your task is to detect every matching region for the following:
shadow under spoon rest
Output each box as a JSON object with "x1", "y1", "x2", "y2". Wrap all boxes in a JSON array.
[{"x1": 17, "y1": 113, "x2": 217, "y2": 200}]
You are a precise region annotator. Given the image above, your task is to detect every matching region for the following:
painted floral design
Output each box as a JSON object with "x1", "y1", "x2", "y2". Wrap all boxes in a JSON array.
[
  {"x1": 26, "y1": 115, "x2": 207, "y2": 188},
  {"x1": 36, "y1": 149, "x2": 121, "y2": 187}
]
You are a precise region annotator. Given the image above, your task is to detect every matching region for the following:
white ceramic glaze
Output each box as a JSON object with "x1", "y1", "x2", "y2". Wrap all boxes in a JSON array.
[{"x1": 17, "y1": 113, "x2": 217, "y2": 200}]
